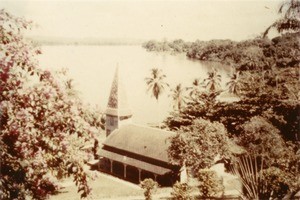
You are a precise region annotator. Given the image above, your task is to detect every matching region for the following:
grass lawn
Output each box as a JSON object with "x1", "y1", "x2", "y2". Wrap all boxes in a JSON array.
[
  {"x1": 49, "y1": 164, "x2": 241, "y2": 199},
  {"x1": 49, "y1": 170, "x2": 144, "y2": 200}
]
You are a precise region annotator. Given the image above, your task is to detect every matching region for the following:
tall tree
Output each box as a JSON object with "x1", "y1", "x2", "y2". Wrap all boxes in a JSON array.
[
  {"x1": 0, "y1": 10, "x2": 97, "y2": 199},
  {"x1": 145, "y1": 68, "x2": 169, "y2": 126},
  {"x1": 169, "y1": 83, "x2": 186, "y2": 111},
  {"x1": 145, "y1": 68, "x2": 169, "y2": 101},
  {"x1": 186, "y1": 78, "x2": 202, "y2": 100},
  {"x1": 226, "y1": 70, "x2": 243, "y2": 96},
  {"x1": 263, "y1": 0, "x2": 300, "y2": 38},
  {"x1": 168, "y1": 118, "x2": 236, "y2": 173},
  {"x1": 203, "y1": 68, "x2": 222, "y2": 93},
  {"x1": 233, "y1": 116, "x2": 300, "y2": 199}
]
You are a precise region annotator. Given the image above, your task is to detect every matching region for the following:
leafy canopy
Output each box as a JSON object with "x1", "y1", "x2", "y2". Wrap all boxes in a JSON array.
[
  {"x1": 168, "y1": 118, "x2": 235, "y2": 173},
  {"x1": 0, "y1": 9, "x2": 102, "y2": 199}
]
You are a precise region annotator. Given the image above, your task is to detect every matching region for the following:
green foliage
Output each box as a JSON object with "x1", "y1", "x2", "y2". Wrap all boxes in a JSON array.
[
  {"x1": 0, "y1": 9, "x2": 102, "y2": 199},
  {"x1": 145, "y1": 33, "x2": 298, "y2": 71},
  {"x1": 263, "y1": 0, "x2": 300, "y2": 38},
  {"x1": 144, "y1": 24, "x2": 299, "y2": 71},
  {"x1": 230, "y1": 156, "x2": 296, "y2": 199},
  {"x1": 81, "y1": 104, "x2": 105, "y2": 130},
  {"x1": 187, "y1": 39, "x2": 236, "y2": 64},
  {"x1": 168, "y1": 118, "x2": 234, "y2": 173},
  {"x1": 140, "y1": 178, "x2": 158, "y2": 200},
  {"x1": 260, "y1": 167, "x2": 290, "y2": 199},
  {"x1": 203, "y1": 68, "x2": 222, "y2": 93},
  {"x1": 165, "y1": 64, "x2": 299, "y2": 142},
  {"x1": 155, "y1": 5, "x2": 300, "y2": 199},
  {"x1": 164, "y1": 90, "x2": 221, "y2": 131},
  {"x1": 271, "y1": 33, "x2": 300, "y2": 68},
  {"x1": 142, "y1": 39, "x2": 191, "y2": 53},
  {"x1": 238, "y1": 116, "x2": 285, "y2": 158},
  {"x1": 170, "y1": 181, "x2": 193, "y2": 200},
  {"x1": 197, "y1": 169, "x2": 224, "y2": 198},
  {"x1": 163, "y1": 33, "x2": 299, "y2": 199},
  {"x1": 230, "y1": 156, "x2": 262, "y2": 199},
  {"x1": 230, "y1": 117, "x2": 299, "y2": 199},
  {"x1": 169, "y1": 83, "x2": 187, "y2": 111},
  {"x1": 186, "y1": 78, "x2": 202, "y2": 100},
  {"x1": 237, "y1": 116, "x2": 299, "y2": 170},
  {"x1": 226, "y1": 70, "x2": 242, "y2": 96}
]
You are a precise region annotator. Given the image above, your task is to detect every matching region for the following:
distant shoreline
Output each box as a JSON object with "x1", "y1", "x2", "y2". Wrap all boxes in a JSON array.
[
  {"x1": 36, "y1": 42, "x2": 143, "y2": 46},
  {"x1": 26, "y1": 36, "x2": 144, "y2": 46}
]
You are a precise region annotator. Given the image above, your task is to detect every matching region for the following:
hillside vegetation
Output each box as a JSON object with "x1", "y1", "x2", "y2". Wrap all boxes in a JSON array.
[
  {"x1": 143, "y1": 1, "x2": 300, "y2": 198},
  {"x1": 143, "y1": 32, "x2": 299, "y2": 70}
]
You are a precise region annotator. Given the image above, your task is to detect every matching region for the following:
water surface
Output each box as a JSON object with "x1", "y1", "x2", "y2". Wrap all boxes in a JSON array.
[{"x1": 38, "y1": 45, "x2": 231, "y2": 124}]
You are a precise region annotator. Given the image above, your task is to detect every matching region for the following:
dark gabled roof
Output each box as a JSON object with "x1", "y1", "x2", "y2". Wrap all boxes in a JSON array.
[
  {"x1": 101, "y1": 124, "x2": 175, "y2": 163},
  {"x1": 99, "y1": 149, "x2": 172, "y2": 175}
]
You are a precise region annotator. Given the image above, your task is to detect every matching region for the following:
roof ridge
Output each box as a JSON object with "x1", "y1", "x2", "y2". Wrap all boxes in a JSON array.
[{"x1": 124, "y1": 123, "x2": 175, "y2": 135}]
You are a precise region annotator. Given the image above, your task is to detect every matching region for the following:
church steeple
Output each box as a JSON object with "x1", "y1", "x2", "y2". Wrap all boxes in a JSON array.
[{"x1": 105, "y1": 66, "x2": 132, "y2": 136}]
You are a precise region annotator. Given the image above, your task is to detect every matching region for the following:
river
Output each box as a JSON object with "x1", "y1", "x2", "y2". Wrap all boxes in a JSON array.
[{"x1": 38, "y1": 45, "x2": 231, "y2": 125}]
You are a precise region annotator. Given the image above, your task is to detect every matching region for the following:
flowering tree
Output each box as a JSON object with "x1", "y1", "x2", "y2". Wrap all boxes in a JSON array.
[{"x1": 0, "y1": 10, "x2": 102, "y2": 199}]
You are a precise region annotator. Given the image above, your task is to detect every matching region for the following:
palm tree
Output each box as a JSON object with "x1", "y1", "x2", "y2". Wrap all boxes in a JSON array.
[
  {"x1": 203, "y1": 68, "x2": 222, "y2": 93},
  {"x1": 169, "y1": 83, "x2": 186, "y2": 111},
  {"x1": 145, "y1": 68, "x2": 169, "y2": 101},
  {"x1": 263, "y1": 0, "x2": 300, "y2": 38},
  {"x1": 226, "y1": 71, "x2": 243, "y2": 96},
  {"x1": 186, "y1": 78, "x2": 202, "y2": 99},
  {"x1": 145, "y1": 68, "x2": 169, "y2": 127}
]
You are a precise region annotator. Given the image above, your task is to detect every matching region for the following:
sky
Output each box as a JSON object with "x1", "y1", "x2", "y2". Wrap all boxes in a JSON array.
[{"x1": 0, "y1": 0, "x2": 282, "y2": 41}]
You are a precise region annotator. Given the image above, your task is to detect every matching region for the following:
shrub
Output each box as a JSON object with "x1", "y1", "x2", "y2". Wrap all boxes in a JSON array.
[
  {"x1": 230, "y1": 155, "x2": 297, "y2": 199},
  {"x1": 171, "y1": 181, "x2": 193, "y2": 200},
  {"x1": 140, "y1": 178, "x2": 158, "y2": 200},
  {"x1": 198, "y1": 169, "x2": 224, "y2": 198},
  {"x1": 259, "y1": 167, "x2": 290, "y2": 199}
]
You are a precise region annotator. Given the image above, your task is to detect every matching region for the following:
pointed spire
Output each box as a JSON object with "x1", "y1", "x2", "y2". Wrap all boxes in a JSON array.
[{"x1": 106, "y1": 65, "x2": 132, "y2": 117}]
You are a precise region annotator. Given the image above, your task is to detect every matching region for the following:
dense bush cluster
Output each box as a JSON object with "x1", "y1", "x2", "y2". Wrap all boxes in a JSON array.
[
  {"x1": 170, "y1": 181, "x2": 193, "y2": 200},
  {"x1": 197, "y1": 169, "x2": 224, "y2": 198}
]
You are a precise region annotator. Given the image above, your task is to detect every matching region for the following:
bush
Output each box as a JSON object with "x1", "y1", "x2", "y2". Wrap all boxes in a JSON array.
[
  {"x1": 140, "y1": 178, "x2": 158, "y2": 200},
  {"x1": 230, "y1": 155, "x2": 298, "y2": 199},
  {"x1": 171, "y1": 181, "x2": 193, "y2": 200},
  {"x1": 259, "y1": 167, "x2": 290, "y2": 199},
  {"x1": 198, "y1": 169, "x2": 224, "y2": 198}
]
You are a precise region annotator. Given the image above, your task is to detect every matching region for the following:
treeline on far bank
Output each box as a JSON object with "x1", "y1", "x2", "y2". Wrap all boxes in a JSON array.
[{"x1": 142, "y1": 32, "x2": 300, "y2": 70}]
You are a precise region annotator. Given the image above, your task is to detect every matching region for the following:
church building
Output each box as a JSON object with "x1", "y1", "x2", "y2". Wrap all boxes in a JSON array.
[{"x1": 98, "y1": 67, "x2": 182, "y2": 186}]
